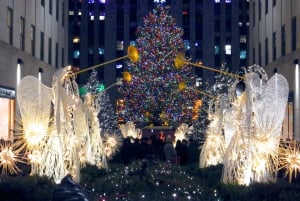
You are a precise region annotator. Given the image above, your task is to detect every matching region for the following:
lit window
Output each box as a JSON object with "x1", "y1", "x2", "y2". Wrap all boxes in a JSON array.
[
  {"x1": 184, "y1": 40, "x2": 190, "y2": 50},
  {"x1": 98, "y1": 48, "x2": 104, "y2": 55},
  {"x1": 117, "y1": 41, "x2": 124, "y2": 50},
  {"x1": 225, "y1": 0, "x2": 231, "y2": 3},
  {"x1": 214, "y1": 45, "x2": 220, "y2": 54},
  {"x1": 90, "y1": 15, "x2": 94, "y2": 20},
  {"x1": 225, "y1": 45, "x2": 231, "y2": 55},
  {"x1": 78, "y1": 11, "x2": 82, "y2": 16},
  {"x1": 240, "y1": 50, "x2": 247, "y2": 59},
  {"x1": 130, "y1": 41, "x2": 137, "y2": 46},
  {"x1": 73, "y1": 50, "x2": 80, "y2": 58},
  {"x1": 182, "y1": 10, "x2": 188, "y2": 15},
  {"x1": 215, "y1": 0, "x2": 220, "y2": 3},
  {"x1": 99, "y1": 0, "x2": 105, "y2": 3},
  {"x1": 154, "y1": 0, "x2": 166, "y2": 3},
  {"x1": 88, "y1": 0, "x2": 94, "y2": 3},
  {"x1": 240, "y1": 35, "x2": 247, "y2": 43},
  {"x1": 116, "y1": 64, "x2": 123, "y2": 69},
  {"x1": 69, "y1": 11, "x2": 74, "y2": 15},
  {"x1": 99, "y1": 12, "x2": 105, "y2": 20},
  {"x1": 73, "y1": 37, "x2": 80, "y2": 43}
]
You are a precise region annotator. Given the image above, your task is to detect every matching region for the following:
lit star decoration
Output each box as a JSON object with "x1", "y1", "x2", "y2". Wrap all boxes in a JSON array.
[
  {"x1": 118, "y1": 5, "x2": 199, "y2": 127},
  {"x1": 278, "y1": 141, "x2": 300, "y2": 183},
  {"x1": 0, "y1": 140, "x2": 25, "y2": 176}
]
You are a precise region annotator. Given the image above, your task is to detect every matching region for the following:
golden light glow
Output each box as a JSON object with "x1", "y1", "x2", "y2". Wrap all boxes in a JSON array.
[
  {"x1": 103, "y1": 134, "x2": 123, "y2": 159},
  {"x1": 23, "y1": 122, "x2": 48, "y2": 148},
  {"x1": 0, "y1": 140, "x2": 25, "y2": 176},
  {"x1": 174, "y1": 52, "x2": 186, "y2": 70},
  {"x1": 178, "y1": 81, "x2": 186, "y2": 90},
  {"x1": 123, "y1": 71, "x2": 132, "y2": 82},
  {"x1": 127, "y1": 46, "x2": 139, "y2": 63},
  {"x1": 278, "y1": 141, "x2": 300, "y2": 183},
  {"x1": 72, "y1": 37, "x2": 80, "y2": 43}
]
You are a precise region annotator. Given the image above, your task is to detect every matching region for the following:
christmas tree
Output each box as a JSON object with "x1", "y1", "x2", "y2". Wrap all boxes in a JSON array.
[
  {"x1": 118, "y1": 5, "x2": 199, "y2": 127},
  {"x1": 83, "y1": 69, "x2": 103, "y2": 95},
  {"x1": 98, "y1": 91, "x2": 122, "y2": 138}
]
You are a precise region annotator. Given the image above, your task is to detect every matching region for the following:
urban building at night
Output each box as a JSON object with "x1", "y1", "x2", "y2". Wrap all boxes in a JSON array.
[
  {"x1": 0, "y1": 0, "x2": 69, "y2": 139},
  {"x1": 68, "y1": 0, "x2": 250, "y2": 106}
]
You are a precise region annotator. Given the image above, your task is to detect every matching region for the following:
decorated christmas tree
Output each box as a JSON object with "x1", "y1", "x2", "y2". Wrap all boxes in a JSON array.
[
  {"x1": 118, "y1": 5, "x2": 199, "y2": 127},
  {"x1": 98, "y1": 92, "x2": 122, "y2": 138},
  {"x1": 83, "y1": 69, "x2": 103, "y2": 95}
]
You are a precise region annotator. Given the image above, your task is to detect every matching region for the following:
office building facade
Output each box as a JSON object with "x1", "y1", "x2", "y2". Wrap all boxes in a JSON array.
[
  {"x1": 0, "y1": 0, "x2": 69, "y2": 139},
  {"x1": 249, "y1": 0, "x2": 300, "y2": 140}
]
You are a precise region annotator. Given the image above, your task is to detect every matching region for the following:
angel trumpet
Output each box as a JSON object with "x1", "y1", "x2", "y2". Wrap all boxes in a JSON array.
[
  {"x1": 74, "y1": 46, "x2": 139, "y2": 75},
  {"x1": 174, "y1": 53, "x2": 244, "y2": 80}
]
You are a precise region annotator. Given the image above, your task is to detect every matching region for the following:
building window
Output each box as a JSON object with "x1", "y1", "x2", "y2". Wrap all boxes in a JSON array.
[
  {"x1": 292, "y1": 17, "x2": 297, "y2": 51},
  {"x1": 258, "y1": 0, "x2": 261, "y2": 21},
  {"x1": 55, "y1": 43, "x2": 58, "y2": 67},
  {"x1": 40, "y1": 32, "x2": 44, "y2": 60},
  {"x1": 31, "y1": 25, "x2": 36, "y2": 56},
  {"x1": 225, "y1": 44, "x2": 231, "y2": 55},
  {"x1": 253, "y1": 2, "x2": 255, "y2": 27},
  {"x1": 265, "y1": 38, "x2": 268, "y2": 65},
  {"x1": 240, "y1": 50, "x2": 247, "y2": 59},
  {"x1": 273, "y1": 0, "x2": 276, "y2": 6},
  {"x1": 281, "y1": 25, "x2": 285, "y2": 56},
  {"x1": 41, "y1": 0, "x2": 45, "y2": 7},
  {"x1": 62, "y1": 47, "x2": 65, "y2": 66},
  {"x1": 0, "y1": 95, "x2": 15, "y2": 140},
  {"x1": 117, "y1": 41, "x2": 124, "y2": 51},
  {"x1": 252, "y1": 47, "x2": 256, "y2": 64},
  {"x1": 73, "y1": 36, "x2": 80, "y2": 43},
  {"x1": 7, "y1": 7, "x2": 13, "y2": 45},
  {"x1": 56, "y1": 0, "x2": 59, "y2": 21},
  {"x1": 265, "y1": 0, "x2": 268, "y2": 14},
  {"x1": 215, "y1": 0, "x2": 220, "y2": 3},
  {"x1": 48, "y1": 38, "x2": 52, "y2": 65},
  {"x1": 214, "y1": 45, "x2": 220, "y2": 54},
  {"x1": 240, "y1": 35, "x2": 247, "y2": 43},
  {"x1": 49, "y1": 0, "x2": 53, "y2": 14},
  {"x1": 62, "y1": 2, "x2": 65, "y2": 27},
  {"x1": 98, "y1": 48, "x2": 104, "y2": 55},
  {"x1": 272, "y1": 32, "x2": 276, "y2": 60},
  {"x1": 259, "y1": 43, "x2": 261, "y2": 66},
  {"x1": 20, "y1": 17, "x2": 25, "y2": 51}
]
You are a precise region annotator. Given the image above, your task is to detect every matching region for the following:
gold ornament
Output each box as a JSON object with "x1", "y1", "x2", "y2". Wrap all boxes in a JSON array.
[
  {"x1": 123, "y1": 71, "x2": 132, "y2": 82},
  {"x1": 128, "y1": 46, "x2": 139, "y2": 63}
]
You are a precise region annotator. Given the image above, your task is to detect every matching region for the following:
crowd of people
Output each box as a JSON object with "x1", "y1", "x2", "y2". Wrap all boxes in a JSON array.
[{"x1": 113, "y1": 133, "x2": 190, "y2": 165}]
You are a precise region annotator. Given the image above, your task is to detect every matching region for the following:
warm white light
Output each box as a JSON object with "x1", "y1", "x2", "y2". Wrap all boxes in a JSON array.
[{"x1": 17, "y1": 64, "x2": 21, "y2": 87}]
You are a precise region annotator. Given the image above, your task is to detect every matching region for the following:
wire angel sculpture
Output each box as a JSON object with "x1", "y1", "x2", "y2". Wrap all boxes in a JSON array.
[{"x1": 222, "y1": 65, "x2": 289, "y2": 185}]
